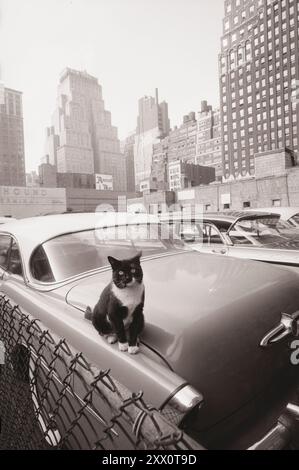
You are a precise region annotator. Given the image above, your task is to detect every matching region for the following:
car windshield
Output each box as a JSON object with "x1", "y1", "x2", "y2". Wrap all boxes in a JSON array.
[
  {"x1": 228, "y1": 216, "x2": 297, "y2": 248},
  {"x1": 30, "y1": 223, "x2": 186, "y2": 283},
  {"x1": 289, "y1": 213, "x2": 299, "y2": 227}
]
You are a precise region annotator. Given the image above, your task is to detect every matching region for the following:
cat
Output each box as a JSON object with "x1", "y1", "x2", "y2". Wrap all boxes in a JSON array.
[{"x1": 85, "y1": 252, "x2": 145, "y2": 355}]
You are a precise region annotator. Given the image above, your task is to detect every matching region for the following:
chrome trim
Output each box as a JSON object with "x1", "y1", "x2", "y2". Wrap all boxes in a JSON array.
[
  {"x1": 162, "y1": 385, "x2": 203, "y2": 415},
  {"x1": 286, "y1": 402, "x2": 299, "y2": 420},
  {"x1": 260, "y1": 311, "x2": 299, "y2": 347},
  {"x1": 249, "y1": 403, "x2": 299, "y2": 450},
  {"x1": 248, "y1": 420, "x2": 292, "y2": 450}
]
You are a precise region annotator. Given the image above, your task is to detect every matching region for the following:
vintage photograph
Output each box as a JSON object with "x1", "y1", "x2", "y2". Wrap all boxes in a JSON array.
[{"x1": 0, "y1": 0, "x2": 299, "y2": 457}]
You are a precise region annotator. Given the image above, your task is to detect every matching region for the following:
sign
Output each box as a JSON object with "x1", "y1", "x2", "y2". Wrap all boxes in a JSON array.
[
  {"x1": 177, "y1": 189, "x2": 195, "y2": 201},
  {"x1": 0, "y1": 186, "x2": 66, "y2": 218},
  {"x1": 221, "y1": 193, "x2": 231, "y2": 205},
  {"x1": 95, "y1": 174, "x2": 113, "y2": 191}
]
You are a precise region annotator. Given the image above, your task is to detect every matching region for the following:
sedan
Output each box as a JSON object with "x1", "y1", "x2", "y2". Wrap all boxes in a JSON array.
[
  {"x1": 163, "y1": 211, "x2": 299, "y2": 271},
  {"x1": 1, "y1": 212, "x2": 299, "y2": 449},
  {"x1": 247, "y1": 207, "x2": 299, "y2": 229}
]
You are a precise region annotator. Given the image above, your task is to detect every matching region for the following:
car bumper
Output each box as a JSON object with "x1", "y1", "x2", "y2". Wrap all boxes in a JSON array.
[{"x1": 248, "y1": 402, "x2": 299, "y2": 450}]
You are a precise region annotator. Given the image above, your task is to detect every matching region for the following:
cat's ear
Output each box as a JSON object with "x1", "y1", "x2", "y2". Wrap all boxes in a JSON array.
[
  {"x1": 132, "y1": 251, "x2": 142, "y2": 264},
  {"x1": 108, "y1": 256, "x2": 121, "y2": 270}
]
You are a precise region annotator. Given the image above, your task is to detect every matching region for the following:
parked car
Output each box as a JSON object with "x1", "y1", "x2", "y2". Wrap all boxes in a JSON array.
[
  {"x1": 1, "y1": 212, "x2": 299, "y2": 449},
  {"x1": 0, "y1": 216, "x2": 16, "y2": 225},
  {"x1": 162, "y1": 211, "x2": 299, "y2": 271},
  {"x1": 245, "y1": 207, "x2": 299, "y2": 239},
  {"x1": 247, "y1": 207, "x2": 299, "y2": 228}
]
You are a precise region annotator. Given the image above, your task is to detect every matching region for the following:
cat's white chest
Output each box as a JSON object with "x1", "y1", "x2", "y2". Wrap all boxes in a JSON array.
[{"x1": 112, "y1": 282, "x2": 144, "y2": 327}]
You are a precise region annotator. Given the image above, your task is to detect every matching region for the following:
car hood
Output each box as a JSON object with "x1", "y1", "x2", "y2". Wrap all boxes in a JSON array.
[{"x1": 66, "y1": 251, "x2": 299, "y2": 430}]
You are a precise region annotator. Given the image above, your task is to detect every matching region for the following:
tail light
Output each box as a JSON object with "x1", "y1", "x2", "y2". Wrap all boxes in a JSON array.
[{"x1": 160, "y1": 384, "x2": 203, "y2": 426}]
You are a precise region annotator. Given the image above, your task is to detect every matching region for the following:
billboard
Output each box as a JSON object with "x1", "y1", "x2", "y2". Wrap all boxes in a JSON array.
[
  {"x1": 0, "y1": 186, "x2": 66, "y2": 218},
  {"x1": 95, "y1": 174, "x2": 113, "y2": 191}
]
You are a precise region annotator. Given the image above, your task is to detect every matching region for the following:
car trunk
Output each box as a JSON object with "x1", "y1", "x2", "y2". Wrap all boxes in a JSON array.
[{"x1": 66, "y1": 251, "x2": 299, "y2": 437}]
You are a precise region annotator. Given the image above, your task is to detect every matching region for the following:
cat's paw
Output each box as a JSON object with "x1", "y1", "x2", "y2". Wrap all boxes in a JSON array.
[
  {"x1": 107, "y1": 334, "x2": 117, "y2": 344},
  {"x1": 128, "y1": 346, "x2": 139, "y2": 355},
  {"x1": 118, "y1": 342, "x2": 128, "y2": 352}
]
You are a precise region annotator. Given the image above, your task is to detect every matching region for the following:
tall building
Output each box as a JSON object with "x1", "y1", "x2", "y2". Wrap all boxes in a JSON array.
[
  {"x1": 44, "y1": 126, "x2": 60, "y2": 167},
  {"x1": 123, "y1": 133, "x2": 136, "y2": 193},
  {"x1": 134, "y1": 89, "x2": 170, "y2": 188},
  {"x1": 219, "y1": 0, "x2": 299, "y2": 181},
  {"x1": 0, "y1": 86, "x2": 26, "y2": 186},
  {"x1": 151, "y1": 138, "x2": 169, "y2": 190},
  {"x1": 38, "y1": 161, "x2": 57, "y2": 188},
  {"x1": 196, "y1": 101, "x2": 223, "y2": 181},
  {"x1": 44, "y1": 68, "x2": 126, "y2": 190},
  {"x1": 150, "y1": 112, "x2": 198, "y2": 190},
  {"x1": 167, "y1": 112, "x2": 198, "y2": 164},
  {"x1": 26, "y1": 170, "x2": 40, "y2": 187}
]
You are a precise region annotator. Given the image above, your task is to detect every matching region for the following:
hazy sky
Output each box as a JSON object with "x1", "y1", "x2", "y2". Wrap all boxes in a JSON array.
[{"x1": 0, "y1": 0, "x2": 224, "y2": 172}]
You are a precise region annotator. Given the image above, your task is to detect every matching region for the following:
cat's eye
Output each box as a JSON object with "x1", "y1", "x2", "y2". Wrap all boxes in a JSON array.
[
  {"x1": 131, "y1": 268, "x2": 136, "y2": 273},
  {"x1": 119, "y1": 271, "x2": 124, "y2": 275}
]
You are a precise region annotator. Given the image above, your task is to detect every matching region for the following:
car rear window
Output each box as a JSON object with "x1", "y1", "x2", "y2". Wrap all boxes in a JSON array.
[{"x1": 30, "y1": 224, "x2": 185, "y2": 283}]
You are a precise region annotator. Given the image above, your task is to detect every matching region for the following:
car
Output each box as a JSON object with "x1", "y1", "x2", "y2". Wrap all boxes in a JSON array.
[
  {"x1": 0, "y1": 216, "x2": 16, "y2": 225},
  {"x1": 247, "y1": 207, "x2": 299, "y2": 229},
  {"x1": 1, "y1": 212, "x2": 299, "y2": 450},
  {"x1": 162, "y1": 211, "x2": 299, "y2": 271},
  {"x1": 245, "y1": 207, "x2": 299, "y2": 239}
]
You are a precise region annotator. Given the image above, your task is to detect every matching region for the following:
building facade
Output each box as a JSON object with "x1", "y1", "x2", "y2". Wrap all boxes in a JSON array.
[
  {"x1": 39, "y1": 162, "x2": 57, "y2": 188},
  {"x1": 0, "y1": 87, "x2": 26, "y2": 186},
  {"x1": 134, "y1": 89, "x2": 170, "y2": 188},
  {"x1": 151, "y1": 138, "x2": 169, "y2": 190},
  {"x1": 196, "y1": 101, "x2": 223, "y2": 181},
  {"x1": 44, "y1": 68, "x2": 127, "y2": 190},
  {"x1": 219, "y1": 0, "x2": 299, "y2": 181},
  {"x1": 167, "y1": 112, "x2": 198, "y2": 164},
  {"x1": 168, "y1": 160, "x2": 216, "y2": 191}
]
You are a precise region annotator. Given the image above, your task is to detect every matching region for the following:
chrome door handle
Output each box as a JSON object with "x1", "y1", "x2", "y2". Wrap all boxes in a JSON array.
[
  {"x1": 260, "y1": 312, "x2": 299, "y2": 347},
  {"x1": 212, "y1": 249, "x2": 227, "y2": 255}
]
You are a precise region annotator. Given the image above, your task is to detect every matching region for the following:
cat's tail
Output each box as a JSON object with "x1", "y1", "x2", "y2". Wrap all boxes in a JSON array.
[{"x1": 85, "y1": 306, "x2": 93, "y2": 321}]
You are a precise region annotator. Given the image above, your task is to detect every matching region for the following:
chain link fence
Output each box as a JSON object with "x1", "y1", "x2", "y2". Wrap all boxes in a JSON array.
[{"x1": 0, "y1": 295, "x2": 201, "y2": 450}]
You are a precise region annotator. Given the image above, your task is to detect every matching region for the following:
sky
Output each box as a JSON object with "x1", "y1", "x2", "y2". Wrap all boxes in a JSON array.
[{"x1": 0, "y1": 0, "x2": 224, "y2": 172}]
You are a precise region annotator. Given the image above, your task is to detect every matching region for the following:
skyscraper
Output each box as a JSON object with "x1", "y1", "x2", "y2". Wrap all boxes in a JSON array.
[
  {"x1": 45, "y1": 68, "x2": 127, "y2": 190},
  {"x1": 167, "y1": 112, "x2": 198, "y2": 164},
  {"x1": 196, "y1": 101, "x2": 222, "y2": 181},
  {"x1": 0, "y1": 86, "x2": 26, "y2": 186},
  {"x1": 219, "y1": 0, "x2": 299, "y2": 181},
  {"x1": 134, "y1": 89, "x2": 170, "y2": 188},
  {"x1": 123, "y1": 133, "x2": 136, "y2": 193}
]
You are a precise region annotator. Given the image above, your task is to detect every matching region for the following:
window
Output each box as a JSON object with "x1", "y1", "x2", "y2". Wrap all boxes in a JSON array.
[
  {"x1": 0, "y1": 235, "x2": 12, "y2": 270},
  {"x1": 8, "y1": 241, "x2": 23, "y2": 276},
  {"x1": 272, "y1": 199, "x2": 281, "y2": 207},
  {"x1": 229, "y1": 217, "x2": 284, "y2": 247},
  {"x1": 202, "y1": 224, "x2": 224, "y2": 245},
  {"x1": 243, "y1": 201, "x2": 251, "y2": 208},
  {"x1": 30, "y1": 225, "x2": 186, "y2": 283}
]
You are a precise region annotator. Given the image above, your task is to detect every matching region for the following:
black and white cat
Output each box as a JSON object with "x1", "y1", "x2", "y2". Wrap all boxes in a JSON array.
[{"x1": 85, "y1": 252, "x2": 145, "y2": 355}]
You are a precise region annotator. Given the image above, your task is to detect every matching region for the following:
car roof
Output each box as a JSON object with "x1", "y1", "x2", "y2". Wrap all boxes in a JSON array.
[
  {"x1": 246, "y1": 207, "x2": 299, "y2": 220},
  {"x1": 0, "y1": 216, "x2": 16, "y2": 223},
  {"x1": 0, "y1": 212, "x2": 160, "y2": 266},
  {"x1": 204, "y1": 210, "x2": 280, "y2": 223},
  {"x1": 160, "y1": 211, "x2": 279, "y2": 224}
]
